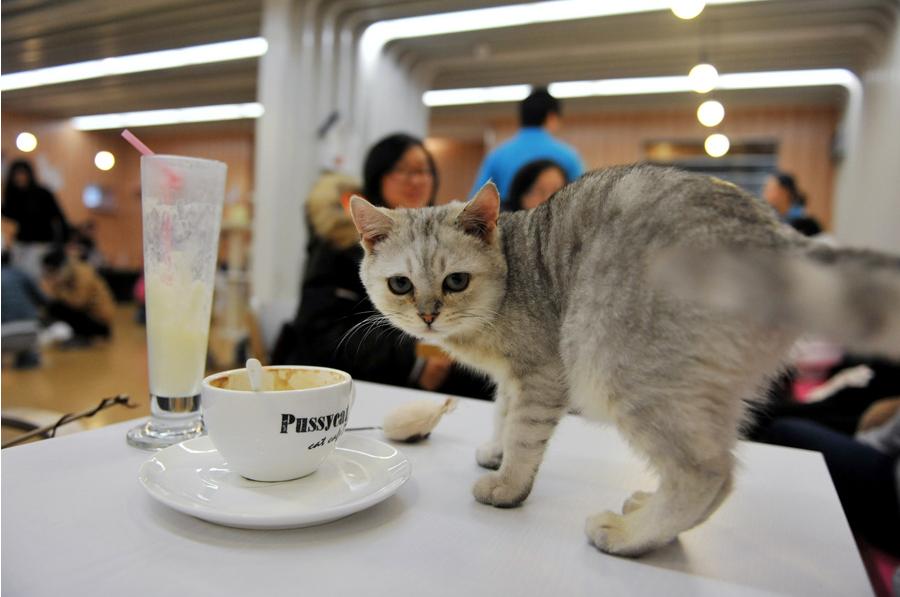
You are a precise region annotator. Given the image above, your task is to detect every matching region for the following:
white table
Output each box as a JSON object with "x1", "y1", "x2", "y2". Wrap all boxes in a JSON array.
[{"x1": 2, "y1": 381, "x2": 872, "y2": 596}]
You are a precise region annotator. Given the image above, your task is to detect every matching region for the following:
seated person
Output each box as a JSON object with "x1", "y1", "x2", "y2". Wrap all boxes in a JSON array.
[
  {"x1": 760, "y1": 409, "x2": 900, "y2": 557},
  {"x1": 752, "y1": 354, "x2": 900, "y2": 557},
  {"x1": 749, "y1": 356, "x2": 900, "y2": 438},
  {"x1": 41, "y1": 249, "x2": 114, "y2": 345},
  {"x1": 274, "y1": 134, "x2": 493, "y2": 400},
  {"x1": 1, "y1": 248, "x2": 45, "y2": 367},
  {"x1": 763, "y1": 171, "x2": 822, "y2": 236},
  {"x1": 68, "y1": 221, "x2": 104, "y2": 267},
  {"x1": 506, "y1": 159, "x2": 568, "y2": 211}
]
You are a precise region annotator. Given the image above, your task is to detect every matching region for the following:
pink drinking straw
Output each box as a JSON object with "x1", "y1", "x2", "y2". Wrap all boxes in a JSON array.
[
  {"x1": 121, "y1": 129, "x2": 181, "y2": 188},
  {"x1": 121, "y1": 129, "x2": 154, "y2": 157},
  {"x1": 121, "y1": 129, "x2": 175, "y2": 256}
]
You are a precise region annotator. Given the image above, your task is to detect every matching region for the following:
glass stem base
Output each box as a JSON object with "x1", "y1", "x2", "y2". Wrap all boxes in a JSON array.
[{"x1": 126, "y1": 394, "x2": 204, "y2": 450}]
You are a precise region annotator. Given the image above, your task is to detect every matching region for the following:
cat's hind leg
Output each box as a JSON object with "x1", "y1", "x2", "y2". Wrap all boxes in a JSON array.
[
  {"x1": 473, "y1": 371, "x2": 567, "y2": 507},
  {"x1": 586, "y1": 390, "x2": 741, "y2": 557}
]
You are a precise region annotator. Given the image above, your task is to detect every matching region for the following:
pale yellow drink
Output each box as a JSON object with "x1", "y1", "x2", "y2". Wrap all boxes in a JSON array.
[
  {"x1": 127, "y1": 155, "x2": 226, "y2": 450},
  {"x1": 145, "y1": 254, "x2": 213, "y2": 398}
]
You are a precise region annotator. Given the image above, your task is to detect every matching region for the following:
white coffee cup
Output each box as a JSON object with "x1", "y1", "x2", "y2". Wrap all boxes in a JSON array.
[{"x1": 201, "y1": 365, "x2": 355, "y2": 482}]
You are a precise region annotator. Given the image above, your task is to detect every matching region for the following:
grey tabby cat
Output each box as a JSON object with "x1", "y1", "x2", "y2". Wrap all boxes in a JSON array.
[{"x1": 349, "y1": 164, "x2": 900, "y2": 557}]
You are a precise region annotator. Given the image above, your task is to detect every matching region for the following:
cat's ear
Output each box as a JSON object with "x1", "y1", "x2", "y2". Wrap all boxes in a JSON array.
[
  {"x1": 349, "y1": 195, "x2": 394, "y2": 251},
  {"x1": 458, "y1": 182, "x2": 500, "y2": 243}
]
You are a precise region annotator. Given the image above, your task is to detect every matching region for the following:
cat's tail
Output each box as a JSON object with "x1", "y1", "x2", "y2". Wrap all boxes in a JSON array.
[{"x1": 650, "y1": 242, "x2": 900, "y2": 359}]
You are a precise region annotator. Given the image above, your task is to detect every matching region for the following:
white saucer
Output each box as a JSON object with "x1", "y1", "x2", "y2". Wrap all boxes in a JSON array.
[{"x1": 138, "y1": 434, "x2": 411, "y2": 529}]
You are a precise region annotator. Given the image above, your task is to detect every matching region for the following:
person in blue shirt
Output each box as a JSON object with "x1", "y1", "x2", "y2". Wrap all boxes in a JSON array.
[{"x1": 470, "y1": 87, "x2": 584, "y2": 205}]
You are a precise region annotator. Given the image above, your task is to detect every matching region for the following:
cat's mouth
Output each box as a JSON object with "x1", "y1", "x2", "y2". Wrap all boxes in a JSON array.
[
  {"x1": 391, "y1": 314, "x2": 455, "y2": 339},
  {"x1": 390, "y1": 317, "x2": 444, "y2": 338}
]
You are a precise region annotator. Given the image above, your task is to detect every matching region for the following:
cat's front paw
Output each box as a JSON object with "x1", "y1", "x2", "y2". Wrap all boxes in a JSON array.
[
  {"x1": 476, "y1": 441, "x2": 503, "y2": 470},
  {"x1": 472, "y1": 472, "x2": 530, "y2": 508}
]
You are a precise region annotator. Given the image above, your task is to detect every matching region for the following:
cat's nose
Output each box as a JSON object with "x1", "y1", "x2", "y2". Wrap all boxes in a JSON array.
[{"x1": 418, "y1": 300, "x2": 442, "y2": 326}]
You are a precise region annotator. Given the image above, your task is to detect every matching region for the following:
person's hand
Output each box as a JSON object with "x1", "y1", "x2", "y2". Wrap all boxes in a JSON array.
[
  {"x1": 418, "y1": 355, "x2": 452, "y2": 391},
  {"x1": 857, "y1": 397, "x2": 900, "y2": 433}
]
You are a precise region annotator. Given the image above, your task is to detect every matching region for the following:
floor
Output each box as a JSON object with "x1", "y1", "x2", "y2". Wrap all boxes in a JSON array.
[{"x1": 2, "y1": 305, "x2": 152, "y2": 445}]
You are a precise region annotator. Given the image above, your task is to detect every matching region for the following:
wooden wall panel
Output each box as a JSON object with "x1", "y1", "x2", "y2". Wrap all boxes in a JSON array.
[
  {"x1": 429, "y1": 105, "x2": 839, "y2": 227},
  {"x1": 2, "y1": 103, "x2": 838, "y2": 273},
  {"x1": 2, "y1": 112, "x2": 137, "y2": 266},
  {"x1": 424, "y1": 137, "x2": 485, "y2": 205},
  {"x1": 134, "y1": 129, "x2": 255, "y2": 208},
  {"x1": 1, "y1": 112, "x2": 254, "y2": 269}
]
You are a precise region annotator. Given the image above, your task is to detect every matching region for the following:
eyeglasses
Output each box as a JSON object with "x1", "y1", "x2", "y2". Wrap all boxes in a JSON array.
[{"x1": 388, "y1": 167, "x2": 433, "y2": 180}]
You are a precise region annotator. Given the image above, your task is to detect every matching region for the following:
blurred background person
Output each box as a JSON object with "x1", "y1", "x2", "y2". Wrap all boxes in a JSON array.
[
  {"x1": 2, "y1": 159, "x2": 71, "y2": 282},
  {"x1": 1, "y1": 245, "x2": 45, "y2": 368},
  {"x1": 40, "y1": 248, "x2": 114, "y2": 347},
  {"x1": 68, "y1": 220, "x2": 104, "y2": 268},
  {"x1": 506, "y1": 159, "x2": 569, "y2": 211},
  {"x1": 470, "y1": 87, "x2": 584, "y2": 206},
  {"x1": 763, "y1": 171, "x2": 822, "y2": 236},
  {"x1": 758, "y1": 404, "x2": 900, "y2": 557},
  {"x1": 274, "y1": 133, "x2": 492, "y2": 399}
]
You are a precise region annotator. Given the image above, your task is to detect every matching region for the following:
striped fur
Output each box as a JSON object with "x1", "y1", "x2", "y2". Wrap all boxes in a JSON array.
[{"x1": 350, "y1": 164, "x2": 900, "y2": 557}]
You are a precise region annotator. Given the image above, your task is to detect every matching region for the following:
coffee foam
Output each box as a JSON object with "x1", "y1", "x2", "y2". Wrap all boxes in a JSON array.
[{"x1": 211, "y1": 368, "x2": 344, "y2": 392}]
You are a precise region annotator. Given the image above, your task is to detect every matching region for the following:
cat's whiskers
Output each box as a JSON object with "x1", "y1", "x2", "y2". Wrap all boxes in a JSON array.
[
  {"x1": 335, "y1": 313, "x2": 394, "y2": 355},
  {"x1": 376, "y1": 309, "x2": 425, "y2": 338},
  {"x1": 356, "y1": 317, "x2": 391, "y2": 348}
]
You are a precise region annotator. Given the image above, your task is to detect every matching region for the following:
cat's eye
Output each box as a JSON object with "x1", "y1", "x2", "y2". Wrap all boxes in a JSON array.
[
  {"x1": 443, "y1": 273, "x2": 470, "y2": 293},
  {"x1": 387, "y1": 276, "x2": 413, "y2": 295}
]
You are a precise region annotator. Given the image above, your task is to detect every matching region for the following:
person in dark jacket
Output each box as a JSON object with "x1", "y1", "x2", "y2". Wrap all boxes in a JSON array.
[
  {"x1": 273, "y1": 134, "x2": 492, "y2": 399},
  {"x1": 2, "y1": 159, "x2": 70, "y2": 281}
]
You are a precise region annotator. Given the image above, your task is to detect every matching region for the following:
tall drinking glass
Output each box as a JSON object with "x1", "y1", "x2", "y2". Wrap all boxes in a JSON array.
[{"x1": 127, "y1": 155, "x2": 227, "y2": 450}]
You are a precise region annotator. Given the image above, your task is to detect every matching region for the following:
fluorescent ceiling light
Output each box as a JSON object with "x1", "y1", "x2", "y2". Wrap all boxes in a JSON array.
[
  {"x1": 423, "y1": 85, "x2": 532, "y2": 107},
  {"x1": 716, "y1": 69, "x2": 860, "y2": 91},
  {"x1": 364, "y1": 0, "x2": 766, "y2": 49},
  {"x1": 427, "y1": 69, "x2": 860, "y2": 106},
  {"x1": 548, "y1": 76, "x2": 696, "y2": 98},
  {"x1": 0, "y1": 37, "x2": 267, "y2": 92},
  {"x1": 549, "y1": 69, "x2": 859, "y2": 98},
  {"x1": 71, "y1": 103, "x2": 264, "y2": 131},
  {"x1": 421, "y1": 69, "x2": 858, "y2": 106}
]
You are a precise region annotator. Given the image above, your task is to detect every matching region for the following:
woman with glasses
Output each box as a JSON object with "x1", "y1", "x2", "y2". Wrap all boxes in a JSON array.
[
  {"x1": 274, "y1": 134, "x2": 492, "y2": 399},
  {"x1": 363, "y1": 134, "x2": 437, "y2": 209}
]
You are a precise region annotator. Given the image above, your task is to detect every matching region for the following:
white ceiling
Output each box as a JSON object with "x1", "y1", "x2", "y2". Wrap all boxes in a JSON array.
[{"x1": 1, "y1": 0, "x2": 896, "y2": 122}]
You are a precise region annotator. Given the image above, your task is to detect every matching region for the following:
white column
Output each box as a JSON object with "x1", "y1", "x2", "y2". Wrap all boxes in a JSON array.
[
  {"x1": 251, "y1": 1, "x2": 434, "y2": 348},
  {"x1": 252, "y1": 0, "x2": 323, "y2": 338},
  {"x1": 833, "y1": 20, "x2": 900, "y2": 254},
  {"x1": 365, "y1": 50, "x2": 430, "y2": 143},
  {"x1": 351, "y1": 29, "x2": 431, "y2": 173}
]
